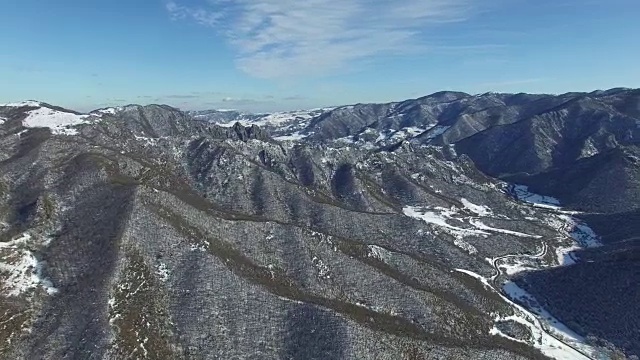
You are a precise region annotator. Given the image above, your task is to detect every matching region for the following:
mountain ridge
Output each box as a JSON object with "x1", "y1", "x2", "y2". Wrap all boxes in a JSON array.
[{"x1": 0, "y1": 89, "x2": 638, "y2": 359}]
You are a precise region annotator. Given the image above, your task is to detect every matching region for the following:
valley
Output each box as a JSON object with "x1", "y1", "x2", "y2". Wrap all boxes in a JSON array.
[{"x1": 0, "y1": 89, "x2": 638, "y2": 359}]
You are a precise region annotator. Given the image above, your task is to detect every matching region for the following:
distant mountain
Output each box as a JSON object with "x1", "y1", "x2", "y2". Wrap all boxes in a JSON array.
[
  {"x1": 260, "y1": 88, "x2": 640, "y2": 358},
  {"x1": 0, "y1": 90, "x2": 638, "y2": 359},
  {"x1": 189, "y1": 109, "x2": 260, "y2": 125},
  {"x1": 261, "y1": 89, "x2": 640, "y2": 213},
  {"x1": 188, "y1": 108, "x2": 332, "y2": 140}
]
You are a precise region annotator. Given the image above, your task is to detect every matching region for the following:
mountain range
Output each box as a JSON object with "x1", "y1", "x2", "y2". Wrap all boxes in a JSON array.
[{"x1": 0, "y1": 88, "x2": 638, "y2": 359}]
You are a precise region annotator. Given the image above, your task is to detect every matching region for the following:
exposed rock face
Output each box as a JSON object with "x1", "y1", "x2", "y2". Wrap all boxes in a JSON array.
[{"x1": 0, "y1": 91, "x2": 638, "y2": 359}]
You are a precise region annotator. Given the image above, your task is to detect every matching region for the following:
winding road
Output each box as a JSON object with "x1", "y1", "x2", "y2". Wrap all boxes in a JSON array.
[{"x1": 486, "y1": 241, "x2": 595, "y2": 360}]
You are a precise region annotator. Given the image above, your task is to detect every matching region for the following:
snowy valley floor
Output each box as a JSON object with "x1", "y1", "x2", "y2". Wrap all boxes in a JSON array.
[{"x1": 405, "y1": 184, "x2": 603, "y2": 360}]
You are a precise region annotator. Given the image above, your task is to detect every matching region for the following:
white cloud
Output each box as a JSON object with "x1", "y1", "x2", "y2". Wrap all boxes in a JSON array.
[
  {"x1": 168, "y1": 0, "x2": 481, "y2": 78},
  {"x1": 166, "y1": 1, "x2": 221, "y2": 27}
]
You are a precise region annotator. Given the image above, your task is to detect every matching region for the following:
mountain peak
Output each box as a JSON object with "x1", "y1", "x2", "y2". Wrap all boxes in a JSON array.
[
  {"x1": 0, "y1": 100, "x2": 43, "y2": 108},
  {"x1": 1, "y1": 88, "x2": 640, "y2": 358},
  {"x1": 422, "y1": 91, "x2": 471, "y2": 101}
]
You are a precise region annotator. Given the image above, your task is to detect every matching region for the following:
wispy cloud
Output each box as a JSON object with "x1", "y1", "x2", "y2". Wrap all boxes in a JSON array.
[
  {"x1": 220, "y1": 96, "x2": 265, "y2": 105},
  {"x1": 283, "y1": 95, "x2": 306, "y2": 101},
  {"x1": 474, "y1": 78, "x2": 549, "y2": 88},
  {"x1": 166, "y1": 1, "x2": 221, "y2": 27},
  {"x1": 166, "y1": 0, "x2": 486, "y2": 78},
  {"x1": 165, "y1": 94, "x2": 201, "y2": 99}
]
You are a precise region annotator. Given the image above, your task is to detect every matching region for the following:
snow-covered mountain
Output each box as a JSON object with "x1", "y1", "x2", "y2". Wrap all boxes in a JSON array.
[
  {"x1": 189, "y1": 108, "x2": 333, "y2": 141},
  {"x1": 0, "y1": 90, "x2": 638, "y2": 359},
  {"x1": 0, "y1": 101, "x2": 106, "y2": 135}
]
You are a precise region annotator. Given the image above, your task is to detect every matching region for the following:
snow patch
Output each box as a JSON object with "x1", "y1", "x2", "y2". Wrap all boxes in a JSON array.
[
  {"x1": 335, "y1": 136, "x2": 356, "y2": 144},
  {"x1": 0, "y1": 249, "x2": 40, "y2": 296},
  {"x1": 487, "y1": 244, "x2": 547, "y2": 280},
  {"x1": 134, "y1": 135, "x2": 164, "y2": 146},
  {"x1": 155, "y1": 263, "x2": 170, "y2": 282},
  {"x1": 375, "y1": 131, "x2": 388, "y2": 143},
  {"x1": 92, "y1": 107, "x2": 118, "y2": 115},
  {"x1": 457, "y1": 185, "x2": 603, "y2": 359},
  {"x1": 387, "y1": 127, "x2": 427, "y2": 141},
  {"x1": 555, "y1": 245, "x2": 579, "y2": 266},
  {"x1": 454, "y1": 238, "x2": 478, "y2": 255},
  {"x1": 470, "y1": 219, "x2": 541, "y2": 238},
  {"x1": 454, "y1": 268, "x2": 492, "y2": 288},
  {"x1": 552, "y1": 215, "x2": 601, "y2": 266},
  {"x1": 502, "y1": 281, "x2": 594, "y2": 358},
  {"x1": 274, "y1": 132, "x2": 307, "y2": 141},
  {"x1": 22, "y1": 107, "x2": 95, "y2": 135},
  {"x1": 423, "y1": 125, "x2": 450, "y2": 139},
  {"x1": 190, "y1": 243, "x2": 207, "y2": 252},
  {"x1": 0, "y1": 233, "x2": 32, "y2": 249},
  {"x1": 498, "y1": 261, "x2": 538, "y2": 276},
  {"x1": 214, "y1": 109, "x2": 322, "y2": 130},
  {"x1": 455, "y1": 269, "x2": 594, "y2": 360},
  {"x1": 460, "y1": 198, "x2": 492, "y2": 216},
  {"x1": 404, "y1": 206, "x2": 491, "y2": 254},
  {"x1": 404, "y1": 126, "x2": 426, "y2": 136},
  {"x1": 568, "y1": 221, "x2": 601, "y2": 248},
  {"x1": 403, "y1": 206, "x2": 490, "y2": 237},
  {"x1": 1, "y1": 101, "x2": 41, "y2": 108},
  {"x1": 512, "y1": 185, "x2": 561, "y2": 209},
  {"x1": 311, "y1": 256, "x2": 331, "y2": 279},
  {"x1": 0, "y1": 233, "x2": 58, "y2": 296},
  {"x1": 367, "y1": 245, "x2": 392, "y2": 261}
]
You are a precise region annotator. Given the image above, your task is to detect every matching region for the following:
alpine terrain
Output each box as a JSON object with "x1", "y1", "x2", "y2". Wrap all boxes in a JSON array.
[{"x1": 0, "y1": 88, "x2": 638, "y2": 360}]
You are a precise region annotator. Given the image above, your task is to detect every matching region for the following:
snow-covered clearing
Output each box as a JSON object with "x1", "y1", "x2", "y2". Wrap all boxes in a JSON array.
[
  {"x1": 497, "y1": 261, "x2": 538, "y2": 276},
  {"x1": 21, "y1": 107, "x2": 94, "y2": 135},
  {"x1": 502, "y1": 281, "x2": 596, "y2": 358},
  {"x1": 403, "y1": 206, "x2": 489, "y2": 237},
  {"x1": 461, "y1": 198, "x2": 493, "y2": 216},
  {"x1": 274, "y1": 132, "x2": 308, "y2": 141},
  {"x1": 1, "y1": 102, "x2": 108, "y2": 135},
  {"x1": 512, "y1": 184, "x2": 562, "y2": 209},
  {"x1": 469, "y1": 219, "x2": 541, "y2": 239},
  {"x1": 403, "y1": 206, "x2": 488, "y2": 254},
  {"x1": 553, "y1": 215, "x2": 601, "y2": 266},
  {"x1": 404, "y1": 201, "x2": 542, "y2": 241},
  {"x1": 0, "y1": 233, "x2": 58, "y2": 296}
]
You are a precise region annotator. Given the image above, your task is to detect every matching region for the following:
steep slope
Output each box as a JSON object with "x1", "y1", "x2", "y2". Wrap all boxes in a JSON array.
[
  {"x1": 189, "y1": 88, "x2": 640, "y2": 358},
  {"x1": 0, "y1": 101, "x2": 617, "y2": 359},
  {"x1": 272, "y1": 89, "x2": 640, "y2": 213}
]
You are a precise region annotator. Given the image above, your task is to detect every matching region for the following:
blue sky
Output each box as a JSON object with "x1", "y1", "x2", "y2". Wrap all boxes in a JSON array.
[{"x1": 1, "y1": 0, "x2": 638, "y2": 112}]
